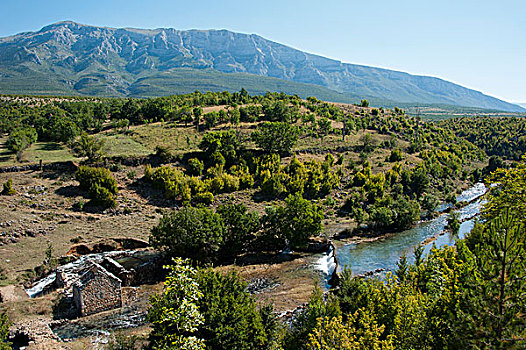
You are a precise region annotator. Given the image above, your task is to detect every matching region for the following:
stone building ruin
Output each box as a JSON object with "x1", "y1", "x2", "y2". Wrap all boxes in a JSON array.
[
  {"x1": 26, "y1": 249, "x2": 164, "y2": 316},
  {"x1": 72, "y1": 263, "x2": 122, "y2": 317}
]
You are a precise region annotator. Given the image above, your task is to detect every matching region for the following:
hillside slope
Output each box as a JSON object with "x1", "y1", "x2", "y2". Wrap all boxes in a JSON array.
[{"x1": 0, "y1": 21, "x2": 523, "y2": 112}]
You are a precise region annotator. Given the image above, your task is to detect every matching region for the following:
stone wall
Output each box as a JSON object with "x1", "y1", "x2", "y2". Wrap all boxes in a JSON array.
[
  {"x1": 0, "y1": 161, "x2": 77, "y2": 173},
  {"x1": 73, "y1": 268, "x2": 122, "y2": 317},
  {"x1": 121, "y1": 287, "x2": 138, "y2": 307}
]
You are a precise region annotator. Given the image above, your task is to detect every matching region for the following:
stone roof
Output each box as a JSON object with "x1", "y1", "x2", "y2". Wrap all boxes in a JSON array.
[{"x1": 72, "y1": 262, "x2": 121, "y2": 291}]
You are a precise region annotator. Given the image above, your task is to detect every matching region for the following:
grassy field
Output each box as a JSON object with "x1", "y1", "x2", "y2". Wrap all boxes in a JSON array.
[
  {"x1": 100, "y1": 133, "x2": 151, "y2": 157},
  {"x1": 129, "y1": 123, "x2": 203, "y2": 153},
  {"x1": 0, "y1": 133, "x2": 151, "y2": 167},
  {"x1": 0, "y1": 138, "x2": 79, "y2": 166}
]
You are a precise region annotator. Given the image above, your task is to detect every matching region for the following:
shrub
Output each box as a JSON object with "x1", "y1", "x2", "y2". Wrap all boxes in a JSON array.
[
  {"x1": 388, "y1": 148, "x2": 403, "y2": 162},
  {"x1": 251, "y1": 122, "x2": 299, "y2": 155},
  {"x1": 195, "y1": 268, "x2": 276, "y2": 350},
  {"x1": 89, "y1": 183, "x2": 117, "y2": 208},
  {"x1": 199, "y1": 130, "x2": 240, "y2": 165},
  {"x1": 217, "y1": 203, "x2": 260, "y2": 256},
  {"x1": 187, "y1": 158, "x2": 204, "y2": 176},
  {"x1": 70, "y1": 132, "x2": 105, "y2": 163},
  {"x1": 262, "y1": 194, "x2": 323, "y2": 249},
  {"x1": 75, "y1": 166, "x2": 118, "y2": 208},
  {"x1": 193, "y1": 191, "x2": 214, "y2": 205},
  {"x1": 154, "y1": 145, "x2": 174, "y2": 164},
  {"x1": 0, "y1": 312, "x2": 11, "y2": 349},
  {"x1": 6, "y1": 127, "x2": 37, "y2": 154},
  {"x1": 1, "y1": 179, "x2": 16, "y2": 195},
  {"x1": 149, "y1": 206, "x2": 224, "y2": 262},
  {"x1": 144, "y1": 164, "x2": 153, "y2": 181},
  {"x1": 76, "y1": 166, "x2": 118, "y2": 195}
]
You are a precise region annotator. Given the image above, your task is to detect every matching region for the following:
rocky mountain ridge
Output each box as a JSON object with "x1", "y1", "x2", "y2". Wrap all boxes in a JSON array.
[{"x1": 0, "y1": 21, "x2": 523, "y2": 112}]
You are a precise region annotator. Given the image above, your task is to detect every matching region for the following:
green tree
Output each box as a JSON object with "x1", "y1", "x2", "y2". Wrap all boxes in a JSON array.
[
  {"x1": 360, "y1": 133, "x2": 376, "y2": 153},
  {"x1": 285, "y1": 285, "x2": 342, "y2": 350},
  {"x1": 388, "y1": 149, "x2": 403, "y2": 162},
  {"x1": 196, "y1": 268, "x2": 275, "y2": 350},
  {"x1": 317, "y1": 117, "x2": 332, "y2": 137},
  {"x1": 187, "y1": 158, "x2": 204, "y2": 176},
  {"x1": 71, "y1": 132, "x2": 106, "y2": 163},
  {"x1": 216, "y1": 203, "x2": 260, "y2": 257},
  {"x1": 484, "y1": 156, "x2": 526, "y2": 223},
  {"x1": 0, "y1": 312, "x2": 11, "y2": 350},
  {"x1": 150, "y1": 207, "x2": 224, "y2": 262},
  {"x1": 148, "y1": 258, "x2": 205, "y2": 350},
  {"x1": 307, "y1": 312, "x2": 394, "y2": 350},
  {"x1": 199, "y1": 130, "x2": 240, "y2": 165},
  {"x1": 1, "y1": 179, "x2": 16, "y2": 195},
  {"x1": 263, "y1": 194, "x2": 323, "y2": 249},
  {"x1": 75, "y1": 166, "x2": 118, "y2": 208},
  {"x1": 462, "y1": 211, "x2": 526, "y2": 348},
  {"x1": 6, "y1": 127, "x2": 37, "y2": 154},
  {"x1": 251, "y1": 122, "x2": 299, "y2": 155},
  {"x1": 447, "y1": 211, "x2": 460, "y2": 235}
]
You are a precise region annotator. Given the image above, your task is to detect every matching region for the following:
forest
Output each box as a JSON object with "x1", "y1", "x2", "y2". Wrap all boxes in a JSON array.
[{"x1": 0, "y1": 90, "x2": 525, "y2": 349}]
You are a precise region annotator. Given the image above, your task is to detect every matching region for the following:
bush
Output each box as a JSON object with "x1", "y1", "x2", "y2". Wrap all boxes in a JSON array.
[
  {"x1": 6, "y1": 127, "x2": 37, "y2": 154},
  {"x1": 388, "y1": 148, "x2": 403, "y2": 162},
  {"x1": 199, "y1": 130, "x2": 240, "y2": 165},
  {"x1": 76, "y1": 166, "x2": 118, "y2": 194},
  {"x1": 1, "y1": 179, "x2": 16, "y2": 195},
  {"x1": 195, "y1": 268, "x2": 276, "y2": 350},
  {"x1": 262, "y1": 194, "x2": 323, "y2": 249},
  {"x1": 89, "y1": 184, "x2": 117, "y2": 208},
  {"x1": 75, "y1": 166, "x2": 118, "y2": 208},
  {"x1": 154, "y1": 145, "x2": 174, "y2": 164},
  {"x1": 193, "y1": 191, "x2": 214, "y2": 205},
  {"x1": 368, "y1": 196, "x2": 420, "y2": 231},
  {"x1": 188, "y1": 158, "x2": 204, "y2": 176},
  {"x1": 150, "y1": 207, "x2": 224, "y2": 262},
  {"x1": 0, "y1": 312, "x2": 11, "y2": 350},
  {"x1": 217, "y1": 203, "x2": 260, "y2": 256},
  {"x1": 70, "y1": 132, "x2": 105, "y2": 163},
  {"x1": 251, "y1": 122, "x2": 299, "y2": 155},
  {"x1": 148, "y1": 260, "x2": 276, "y2": 350},
  {"x1": 144, "y1": 164, "x2": 153, "y2": 181}
]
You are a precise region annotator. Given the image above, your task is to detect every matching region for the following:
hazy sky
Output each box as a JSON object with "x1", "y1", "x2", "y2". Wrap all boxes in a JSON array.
[{"x1": 1, "y1": 0, "x2": 524, "y2": 103}]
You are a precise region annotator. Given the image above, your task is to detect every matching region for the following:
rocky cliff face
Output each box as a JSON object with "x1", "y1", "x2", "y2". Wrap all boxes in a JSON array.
[{"x1": 0, "y1": 21, "x2": 523, "y2": 112}]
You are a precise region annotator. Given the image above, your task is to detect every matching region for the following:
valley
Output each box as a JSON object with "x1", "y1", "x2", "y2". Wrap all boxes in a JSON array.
[{"x1": 0, "y1": 90, "x2": 503, "y2": 348}]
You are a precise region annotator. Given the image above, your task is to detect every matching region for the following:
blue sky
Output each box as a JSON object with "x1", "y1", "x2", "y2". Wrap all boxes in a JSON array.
[{"x1": 1, "y1": 0, "x2": 524, "y2": 103}]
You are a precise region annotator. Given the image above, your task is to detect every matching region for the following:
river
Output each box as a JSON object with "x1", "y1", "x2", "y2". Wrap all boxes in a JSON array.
[{"x1": 316, "y1": 183, "x2": 487, "y2": 281}]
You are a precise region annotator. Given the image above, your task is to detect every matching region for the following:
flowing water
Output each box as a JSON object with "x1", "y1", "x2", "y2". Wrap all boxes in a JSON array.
[{"x1": 316, "y1": 183, "x2": 487, "y2": 281}]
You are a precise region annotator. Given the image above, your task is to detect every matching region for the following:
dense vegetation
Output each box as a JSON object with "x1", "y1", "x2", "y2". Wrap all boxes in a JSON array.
[
  {"x1": 1, "y1": 90, "x2": 486, "y2": 229},
  {"x1": 150, "y1": 194, "x2": 323, "y2": 262},
  {"x1": 148, "y1": 156, "x2": 526, "y2": 349},
  {"x1": 7, "y1": 90, "x2": 526, "y2": 349},
  {"x1": 0, "y1": 312, "x2": 10, "y2": 350},
  {"x1": 438, "y1": 116, "x2": 526, "y2": 161}
]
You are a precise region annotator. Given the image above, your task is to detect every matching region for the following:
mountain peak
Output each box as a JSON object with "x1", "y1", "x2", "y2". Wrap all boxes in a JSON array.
[{"x1": 0, "y1": 22, "x2": 523, "y2": 112}]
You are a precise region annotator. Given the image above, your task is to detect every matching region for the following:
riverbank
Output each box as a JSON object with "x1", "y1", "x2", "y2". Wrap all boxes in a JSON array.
[{"x1": 315, "y1": 183, "x2": 487, "y2": 282}]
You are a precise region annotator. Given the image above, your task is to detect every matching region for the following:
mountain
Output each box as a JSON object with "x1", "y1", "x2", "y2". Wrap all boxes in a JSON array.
[
  {"x1": 0, "y1": 21, "x2": 523, "y2": 112},
  {"x1": 518, "y1": 103, "x2": 526, "y2": 109}
]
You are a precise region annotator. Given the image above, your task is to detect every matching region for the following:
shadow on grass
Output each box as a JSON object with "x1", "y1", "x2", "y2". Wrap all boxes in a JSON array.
[
  {"x1": 0, "y1": 154, "x2": 12, "y2": 163},
  {"x1": 55, "y1": 185, "x2": 83, "y2": 198},
  {"x1": 38, "y1": 142, "x2": 63, "y2": 151},
  {"x1": 129, "y1": 178, "x2": 176, "y2": 208}
]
